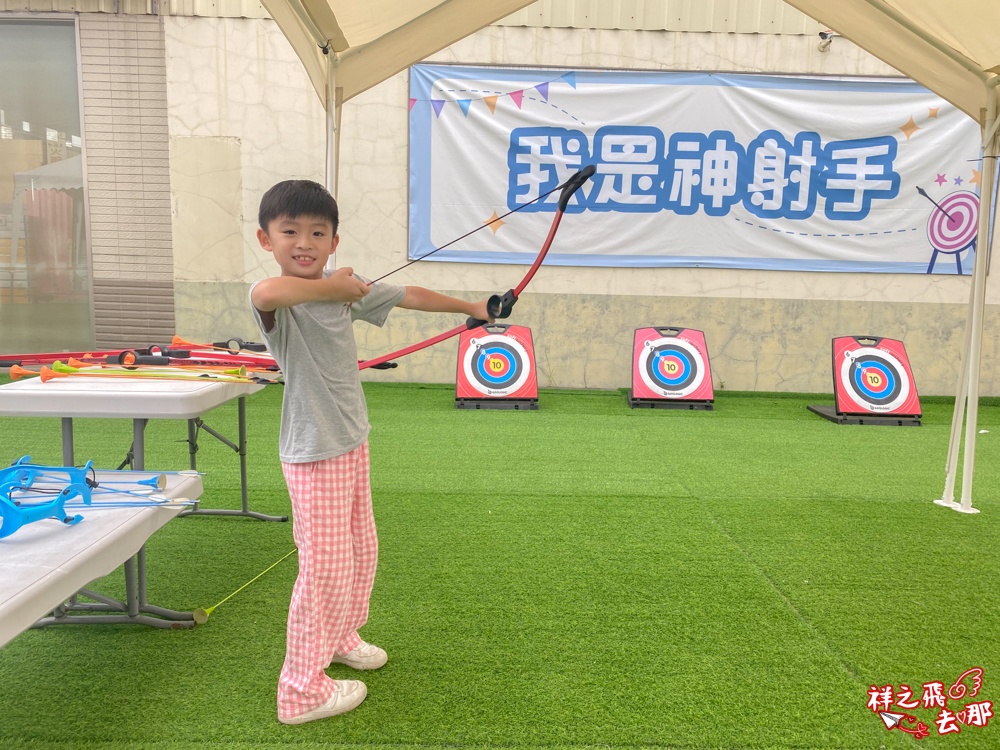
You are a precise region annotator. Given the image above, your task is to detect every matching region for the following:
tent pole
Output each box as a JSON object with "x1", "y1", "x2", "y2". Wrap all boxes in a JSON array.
[
  {"x1": 937, "y1": 84, "x2": 1000, "y2": 509},
  {"x1": 954, "y1": 92, "x2": 1000, "y2": 514},
  {"x1": 325, "y1": 57, "x2": 338, "y2": 198},
  {"x1": 937, "y1": 280, "x2": 974, "y2": 507},
  {"x1": 324, "y1": 56, "x2": 341, "y2": 273}
]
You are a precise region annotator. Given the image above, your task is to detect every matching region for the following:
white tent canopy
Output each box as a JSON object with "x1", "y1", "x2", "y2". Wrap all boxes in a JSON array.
[{"x1": 262, "y1": 0, "x2": 1000, "y2": 510}]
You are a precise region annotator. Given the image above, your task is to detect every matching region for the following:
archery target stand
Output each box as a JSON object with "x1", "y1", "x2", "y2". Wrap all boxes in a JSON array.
[
  {"x1": 807, "y1": 335, "x2": 922, "y2": 426},
  {"x1": 456, "y1": 324, "x2": 538, "y2": 410},
  {"x1": 627, "y1": 327, "x2": 714, "y2": 410}
]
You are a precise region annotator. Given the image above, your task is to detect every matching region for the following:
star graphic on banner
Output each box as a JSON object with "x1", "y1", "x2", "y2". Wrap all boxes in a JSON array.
[
  {"x1": 954, "y1": 176, "x2": 964, "y2": 185},
  {"x1": 928, "y1": 107, "x2": 939, "y2": 118},
  {"x1": 970, "y1": 169, "x2": 982, "y2": 186},
  {"x1": 484, "y1": 211, "x2": 505, "y2": 234},
  {"x1": 900, "y1": 116, "x2": 920, "y2": 139},
  {"x1": 934, "y1": 174, "x2": 948, "y2": 186}
]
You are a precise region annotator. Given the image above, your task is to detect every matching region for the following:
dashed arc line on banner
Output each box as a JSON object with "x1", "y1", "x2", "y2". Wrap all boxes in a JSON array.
[{"x1": 733, "y1": 214, "x2": 920, "y2": 238}]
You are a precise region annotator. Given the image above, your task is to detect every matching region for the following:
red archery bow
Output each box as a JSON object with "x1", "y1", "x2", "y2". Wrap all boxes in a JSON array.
[{"x1": 358, "y1": 165, "x2": 595, "y2": 371}]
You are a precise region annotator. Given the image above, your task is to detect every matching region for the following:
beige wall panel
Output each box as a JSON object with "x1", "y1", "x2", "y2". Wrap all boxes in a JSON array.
[
  {"x1": 175, "y1": 279, "x2": 259, "y2": 340},
  {"x1": 496, "y1": 0, "x2": 824, "y2": 34},
  {"x1": 169, "y1": 135, "x2": 243, "y2": 282},
  {"x1": 166, "y1": 0, "x2": 268, "y2": 18},
  {"x1": 164, "y1": 15, "x2": 325, "y2": 291},
  {"x1": 432, "y1": 25, "x2": 899, "y2": 78}
]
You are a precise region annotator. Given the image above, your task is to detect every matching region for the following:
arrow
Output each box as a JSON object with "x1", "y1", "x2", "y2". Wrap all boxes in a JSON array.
[
  {"x1": 915, "y1": 185, "x2": 955, "y2": 221},
  {"x1": 23, "y1": 364, "x2": 255, "y2": 385},
  {"x1": 192, "y1": 548, "x2": 297, "y2": 624},
  {"x1": 63, "y1": 358, "x2": 247, "y2": 377}
]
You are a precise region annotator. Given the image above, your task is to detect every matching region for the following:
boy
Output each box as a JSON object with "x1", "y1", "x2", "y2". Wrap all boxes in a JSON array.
[{"x1": 250, "y1": 180, "x2": 494, "y2": 725}]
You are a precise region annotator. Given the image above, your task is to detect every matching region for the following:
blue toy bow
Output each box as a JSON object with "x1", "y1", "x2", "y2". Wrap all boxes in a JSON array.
[
  {"x1": 0, "y1": 457, "x2": 183, "y2": 539},
  {"x1": 0, "y1": 481, "x2": 90, "y2": 538}
]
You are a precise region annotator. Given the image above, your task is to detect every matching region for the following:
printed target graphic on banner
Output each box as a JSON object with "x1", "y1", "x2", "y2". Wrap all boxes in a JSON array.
[
  {"x1": 927, "y1": 191, "x2": 979, "y2": 252},
  {"x1": 462, "y1": 333, "x2": 532, "y2": 397},
  {"x1": 637, "y1": 336, "x2": 706, "y2": 399},
  {"x1": 836, "y1": 345, "x2": 915, "y2": 414}
]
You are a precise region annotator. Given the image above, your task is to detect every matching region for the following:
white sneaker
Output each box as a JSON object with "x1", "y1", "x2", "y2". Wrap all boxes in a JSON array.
[
  {"x1": 329, "y1": 641, "x2": 388, "y2": 670},
  {"x1": 279, "y1": 680, "x2": 367, "y2": 725}
]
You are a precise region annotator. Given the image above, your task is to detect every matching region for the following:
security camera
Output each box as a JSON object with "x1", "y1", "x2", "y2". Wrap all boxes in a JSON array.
[{"x1": 818, "y1": 29, "x2": 840, "y2": 51}]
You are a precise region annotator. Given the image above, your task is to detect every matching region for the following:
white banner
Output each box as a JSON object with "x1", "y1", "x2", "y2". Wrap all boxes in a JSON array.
[{"x1": 408, "y1": 65, "x2": 984, "y2": 274}]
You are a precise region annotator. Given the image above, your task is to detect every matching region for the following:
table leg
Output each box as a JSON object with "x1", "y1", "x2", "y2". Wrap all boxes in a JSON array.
[
  {"x1": 238, "y1": 396, "x2": 250, "y2": 512},
  {"x1": 35, "y1": 548, "x2": 196, "y2": 630},
  {"x1": 124, "y1": 556, "x2": 140, "y2": 617},
  {"x1": 136, "y1": 546, "x2": 193, "y2": 621},
  {"x1": 61, "y1": 418, "x2": 74, "y2": 466},
  {"x1": 133, "y1": 418, "x2": 146, "y2": 470},
  {"x1": 179, "y1": 396, "x2": 286, "y2": 522},
  {"x1": 184, "y1": 419, "x2": 201, "y2": 511}
]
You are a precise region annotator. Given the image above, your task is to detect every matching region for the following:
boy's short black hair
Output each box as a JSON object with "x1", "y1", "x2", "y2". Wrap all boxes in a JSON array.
[{"x1": 258, "y1": 180, "x2": 339, "y2": 234}]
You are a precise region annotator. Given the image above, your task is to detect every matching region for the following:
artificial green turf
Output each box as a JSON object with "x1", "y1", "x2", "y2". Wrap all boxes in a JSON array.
[{"x1": 0, "y1": 381, "x2": 998, "y2": 749}]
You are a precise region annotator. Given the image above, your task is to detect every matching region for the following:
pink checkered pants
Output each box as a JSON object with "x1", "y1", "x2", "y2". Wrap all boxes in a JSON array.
[{"x1": 276, "y1": 441, "x2": 378, "y2": 720}]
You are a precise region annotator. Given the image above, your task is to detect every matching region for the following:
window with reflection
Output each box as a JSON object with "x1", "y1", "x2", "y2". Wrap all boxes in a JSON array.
[{"x1": 0, "y1": 17, "x2": 91, "y2": 354}]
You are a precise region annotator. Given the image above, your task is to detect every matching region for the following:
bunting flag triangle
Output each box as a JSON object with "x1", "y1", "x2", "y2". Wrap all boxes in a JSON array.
[{"x1": 411, "y1": 74, "x2": 577, "y2": 115}]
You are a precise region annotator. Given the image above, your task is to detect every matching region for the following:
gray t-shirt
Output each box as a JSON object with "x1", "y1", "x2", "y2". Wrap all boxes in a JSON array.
[{"x1": 250, "y1": 273, "x2": 406, "y2": 463}]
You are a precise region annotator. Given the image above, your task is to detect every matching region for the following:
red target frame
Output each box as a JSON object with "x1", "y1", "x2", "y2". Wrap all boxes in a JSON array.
[
  {"x1": 455, "y1": 324, "x2": 538, "y2": 410},
  {"x1": 628, "y1": 327, "x2": 714, "y2": 409},
  {"x1": 808, "y1": 335, "x2": 921, "y2": 426},
  {"x1": 832, "y1": 335, "x2": 920, "y2": 416}
]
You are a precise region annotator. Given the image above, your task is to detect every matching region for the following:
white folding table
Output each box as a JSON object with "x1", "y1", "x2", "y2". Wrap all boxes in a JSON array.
[
  {"x1": 0, "y1": 470, "x2": 204, "y2": 646},
  {"x1": 0, "y1": 376, "x2": 283, "y2": 521}
]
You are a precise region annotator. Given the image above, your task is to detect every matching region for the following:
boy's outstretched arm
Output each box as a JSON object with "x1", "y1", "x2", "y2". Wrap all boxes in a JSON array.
[{"x1": 398, "y1": 287, "x2": 496, "y2": 324}]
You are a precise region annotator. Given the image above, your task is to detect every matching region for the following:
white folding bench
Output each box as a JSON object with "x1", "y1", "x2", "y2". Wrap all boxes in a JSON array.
[{"x1": 0, "y1": 470, "x2": 203, "y2": 648}]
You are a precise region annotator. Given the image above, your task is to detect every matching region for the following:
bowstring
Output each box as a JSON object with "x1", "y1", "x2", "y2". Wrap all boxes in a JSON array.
[{"x1": 366, "y1": 180, "x2": 567, "y2": 285}]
